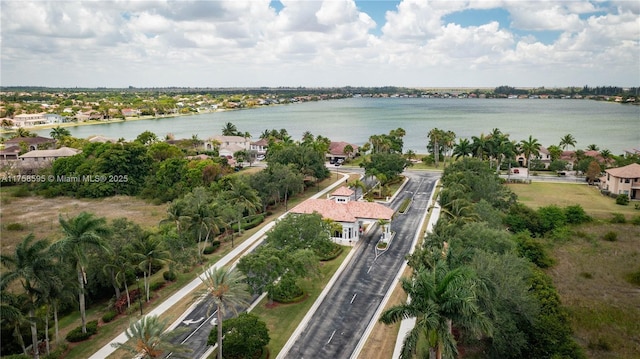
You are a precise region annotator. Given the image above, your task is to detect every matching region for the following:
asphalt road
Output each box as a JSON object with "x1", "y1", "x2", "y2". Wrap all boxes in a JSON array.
[{"x1": 281, "y1": 171, "x2": 439, "y2": 359}]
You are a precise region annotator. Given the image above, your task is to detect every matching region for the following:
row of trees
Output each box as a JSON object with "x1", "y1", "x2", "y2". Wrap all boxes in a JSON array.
[
  {"x1": 428, "y1": 128, "x2": 639, "y2": 177},
  {"x1": 381, "y1": 158, "x2": 584, "y2": 358}
]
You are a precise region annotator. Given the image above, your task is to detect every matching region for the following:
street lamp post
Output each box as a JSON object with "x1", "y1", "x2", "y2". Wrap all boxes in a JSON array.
[{"x1": 136, "y1": 276, "x2": 143, "y2": 316}]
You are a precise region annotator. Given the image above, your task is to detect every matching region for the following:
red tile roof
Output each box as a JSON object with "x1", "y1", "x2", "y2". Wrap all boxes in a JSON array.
[
  {"x1": 290, "y1": 198, "x2": 393, "y2": 223},
  {"x1": 329, "y1": 141, "x2": 358, "y2": 156},
  {"x1": 332, "y1": 186, "x2": 354, "y2": 197}
]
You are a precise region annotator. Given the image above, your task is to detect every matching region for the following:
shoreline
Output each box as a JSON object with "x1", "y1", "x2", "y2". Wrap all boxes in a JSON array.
[{"x1": 0, "y1": 111, "x2": 214, "y2": 136}]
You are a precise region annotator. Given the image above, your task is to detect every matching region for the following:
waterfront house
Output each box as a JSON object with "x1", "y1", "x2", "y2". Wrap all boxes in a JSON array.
[
  {"x1": 4, "y1": 136, "x2": 55, "y2": 151},
  {"x1": 250, "y1": 138, "x2": 269, "y2": 155},
  {"x1": 11, "y1": 113, "x2": 47, "y2": 127},
  {"x1": 290, "y1": 187, "x2": 394, "y2": 245},
  {"x1": 600, "y1": 163, "x2": 640, "y2": 200},
  {"x1": 327, "y1": 141, "x2": 359, "y2": 163},
  {"x1": 210, "y1": 135, "x2": 250, "y2": 158},
  {"x1": 18, "y1": 147, "x2": 81, "y2": 169}
]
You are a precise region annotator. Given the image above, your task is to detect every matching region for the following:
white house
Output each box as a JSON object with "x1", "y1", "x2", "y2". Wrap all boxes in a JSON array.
[
  {"x1": 600, "y1": 163, "x2": 640, "y2": 200},
  {"x1": 290, "y1": 186, "x2": 394, "y2": 245}
]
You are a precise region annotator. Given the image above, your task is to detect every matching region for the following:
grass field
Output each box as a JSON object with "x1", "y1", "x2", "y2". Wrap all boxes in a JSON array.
[
  {"x1": 511, "y1": 182, "x2": 640, "y2": 359},
  {"x1": 508, "y1": 182, "x2": 639, "y2": 220}
]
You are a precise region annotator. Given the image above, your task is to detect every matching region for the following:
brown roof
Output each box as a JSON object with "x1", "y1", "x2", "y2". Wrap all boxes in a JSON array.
[
  {"x1": 251, "y1": 138, "x2": 269, "y2": 146},
  {"x1": 290, "y1": 198, "x2": 394, "y2": 223},
  {"x1": 329, "y1": 141, "x2": 358, "y2": 156},
  {"x1": 19, "y1": 147, "x2": 81, "y2": 158},
  {"x1": 606, "y1": 163, "x2": 640, "y2": 178},
  {"x1": 332, "y1": 186, "x2": 354, "y2": 197},
  {"x1": 5, "y1": 136, "x2": 54, "y2": 146}
]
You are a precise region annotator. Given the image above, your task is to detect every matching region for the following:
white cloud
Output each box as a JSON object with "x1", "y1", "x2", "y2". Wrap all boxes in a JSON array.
[{"x1": 0, "y1": 0, "x2": 637, "y2": 87}]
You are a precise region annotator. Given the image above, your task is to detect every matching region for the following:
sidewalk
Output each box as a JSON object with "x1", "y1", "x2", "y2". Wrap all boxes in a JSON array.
[{"x1": 89, "y1": 174, "x2": 350, "y2": 359}]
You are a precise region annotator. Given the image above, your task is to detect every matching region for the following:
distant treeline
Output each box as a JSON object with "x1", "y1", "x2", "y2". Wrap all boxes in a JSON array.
[
  {"x1": 494, "y1": 85, "x2": 639, "y2": 96},
  {"x1": 3, "y1": 85, "x2": 638, "y2": 97}
]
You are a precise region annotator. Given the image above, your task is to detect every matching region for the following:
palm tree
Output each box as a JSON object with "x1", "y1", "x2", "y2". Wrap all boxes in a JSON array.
[
  {"x1": 586, "y1": 143, "x2": 599, "y2": 151},
  {"x1": 380, "y1": 260, "x2": 492, "y2": 359},
  {"x1": 111, "y1": 315, "x2": 191, "y2": 358},
  {"x1": 1, "y1": 234, "x2": 55, "y2": 359},
  {"x1": 452, "y1": 138, "x2": 473, "y2": 159},
  {"x1": 428, "y1": 128, "x2": 443, "y2": 167},
  {"x1": 348, "y1": 179, "x2": 367, "y2": 200},
  {"x1": 471, "y1": 133, "x2": 490, "y2": 160},
  {"x1": 131, "y1": 233, "x2": 171, "y2": 302},
  {"x1": 0, "y1": 289, "x2": 29, "y2": 356},
  {"x1": 195, "y1": 267, "x2": 251, "y2": 359},
  {"x1": 53, "y1": 212, "x2": 111, "y2": 334},
  {"x1": 220, "y1": 178, "x2": 260, "y2": 246},
  {"x1": 49, "y1": 126, "x2": 71, "y2": 142},
  {"x1": 519, "y1": 135, "x2": 541, "y2": 180},
  {"x1": 222, "y1": 122, "x2": 239, "y2": 136},
  {"x1": 559, "y1": 134, "x2": 577, "y2": 150}
]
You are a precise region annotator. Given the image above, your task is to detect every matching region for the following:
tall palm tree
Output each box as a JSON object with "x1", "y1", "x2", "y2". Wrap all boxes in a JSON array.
[
  {"x1": 380, "y1": 260, "x2": 492, "y2": 359},
  {"x1": 471, "y1": 133, "x2": 490, "y2": 160},
  {"x1": 428, "y1": 128, "x2": 443, "y2": 167},
  {"x1": 452, "y1": 138, "x2": 473, "y2": 159},
  {"x1": 1, "y1": 234, "x2": 55, "y2": 359},
  {"x1": 586, "y1": 143, "x2": 599, "y2": 151},
  {"x1": 519, "y1": 135, "x2": 541, "y2": 179},
  {"x1": 111, "y1": 315, "x2": 191, "y2": 358},
  {"x1": 0, "y1": 289, "x2": 29, "y2": 356},
  {"x1": 559, "y1": 134, "x2": 577, "y2": 150},
  {"x1": 220, "y1": 178, "x2": 260, "y2": 245},
  {"x1": 53, "y1": 212, "x2": 111, "y2": 333},
  {"x1": 348, "y1": 179, "x2": 367, "y2": 200},
  {"x1": 131, "y1": 233, "x2": 171, "y2": 302},
  {"x1": 195, "y1": 267, "x2": 251, "y2": 359}
]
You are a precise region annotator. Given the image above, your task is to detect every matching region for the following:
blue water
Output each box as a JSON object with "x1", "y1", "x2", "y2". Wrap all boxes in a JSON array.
[{"x1": 36, "y1": 98, "x2": 639, "y2": 155}]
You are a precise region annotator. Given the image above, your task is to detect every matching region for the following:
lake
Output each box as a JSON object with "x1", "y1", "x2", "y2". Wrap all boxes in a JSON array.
[{"x1": 36, "y1": 98, "x2": 639, "y2": 155}]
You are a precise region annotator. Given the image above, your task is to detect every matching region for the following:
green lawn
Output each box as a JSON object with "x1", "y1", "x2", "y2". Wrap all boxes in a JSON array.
[
  {"x1": 248, "y1": 247, "x2": 351, "y2": 356},
  {"x1": 508, "y1": 182, "x2": 639, "y2": 220}
]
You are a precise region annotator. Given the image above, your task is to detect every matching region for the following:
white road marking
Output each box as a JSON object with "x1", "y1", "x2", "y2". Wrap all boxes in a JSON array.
[
  {"x1": 350, "y1": 293, "x2": 357, "y2": 304},
  {"x1": 327, "y1": 330, "x2": 336, "y2": 344}
]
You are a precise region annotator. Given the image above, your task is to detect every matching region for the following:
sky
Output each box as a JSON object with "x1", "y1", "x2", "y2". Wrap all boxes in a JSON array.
[{"x1": 1, "y1": 0, "x2": 638, "y2": 88}]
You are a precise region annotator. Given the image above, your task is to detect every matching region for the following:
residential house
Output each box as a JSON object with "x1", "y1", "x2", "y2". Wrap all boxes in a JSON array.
[
  {"x1": 4, "y1": 136, "x2": 55, "y2": 151},
  {"x1": 600, "y1": 163, "x2": 640, "y2": 200},
  {"x1": 327, "y1": 141, "x2": 359, "y2": 162},
  {"x1": 44, "y1": 113, "x2": 65, "y2": 124},
  {"x1": 18, "y1": 147, "x2": 82, "y2": 169},
  {"x1": 250, "y1": 138, "x2": 269, "y2": 155},
  {"x1": 11, "y1": 113, "x2": 47, "y2": 127},
  {"x1": 290, "y1": 186, "x2": 394, "y2": 245},
  {"x1": 209, "y1": 135, "x2": 250, "y2": 158},
  {"x1": 121, "y1": 108, "x2": 141, "y2": 117},
  {"x1": 0, "y1": 145, "x2": 21, "y2": 161}
]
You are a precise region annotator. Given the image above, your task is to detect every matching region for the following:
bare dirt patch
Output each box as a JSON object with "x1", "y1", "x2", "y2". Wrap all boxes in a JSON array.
[
  {"x1": 0, "y1": 193, "x2": 167, "y2": 252},
  {"x1": 548, "y1": 223, "x2": 640, "y2": 359}
]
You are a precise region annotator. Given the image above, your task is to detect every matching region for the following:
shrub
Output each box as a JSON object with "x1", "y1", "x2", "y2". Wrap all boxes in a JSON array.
[
  {"x1": 615, "y1": 194, "x2": 629, "y2": 205},
  {"x1": 231, "y1": 214, "x2": 264, "y2": 231},
  {"x1": 625, "y1": 270, "x2": 640, "y2": 286},
  {"x1": 12, "y1": 185, "x2": 31, "y2": 197},
  {"x1": 163, "y1": 270, "x2": 177, "y2": 282},
  {"x1": 610, "y1": 213, "x2": 626, "y2": 224},
  {"x1": 517, "y1": 236, "x2": 553, "y2": 268},
  {"x1": 66, "y1": 320, "x2": 98, "y2": 342},
  {"x1": 202, "y1": 241, "x2": 221, "y2": 254},
  {"x1": 209, "y1": 313, "x2": 270, "y2": 359},
  {"x1": 537, "y1": 205, "x2": 567, "y2": 234},
  {"x1": 149, "y1": 281, "x2": 164, "y2": 291},
  {"x1": 587, "y1": 338, "x2": 612, "y2": 351},
  {"x1": 564, "y1": 205, "x2": 591, "y2": 224},
  {"x1": 398, "y1": 198, "x2": 411, "y2": 213},
  {"x1": 270, "y1": 275, "x2": 304, "y2": 303},
  {"x1": 631, "y1": 216, "x2": 640, "y2": 226},
  {"x1": 5, "y1": 223, "x2": 25, "y2": 231},
  {"x1": 101, "y1": 310, "x2": 117, "y2": 323},
  {"x1": 602, "y1": 231, "x2": 617, "y2": 242}
]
